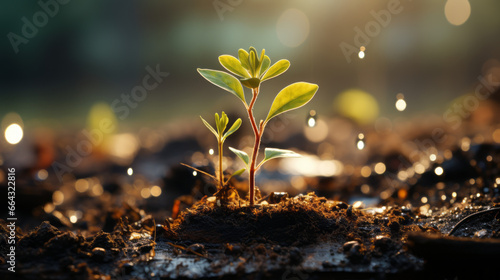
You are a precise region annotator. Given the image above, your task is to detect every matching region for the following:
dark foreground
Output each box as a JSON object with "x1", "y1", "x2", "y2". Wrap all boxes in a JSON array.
[{"x1": 2, "y1": 193, "x2": 500, "y2": 279}]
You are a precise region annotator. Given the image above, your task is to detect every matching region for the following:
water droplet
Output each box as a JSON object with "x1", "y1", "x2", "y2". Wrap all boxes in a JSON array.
[
  {"x1": 395, "y1": 94, "x2": 406, "y2": 112},
  {"x1": 306, "y1": 110, "x2": 317, "y2": 127},
  {"x1": 434, "y1": 166, "x2": 444, "y2": 176},
  {"x1": 356, "y1": 133, "x2": 365, "y2": 150},
  {"x1": 358, "y1": 50, "x2": 365, "y2": 59},
  {"x1": 429, "y1": 154, "x2": 437, "y2": 161}
]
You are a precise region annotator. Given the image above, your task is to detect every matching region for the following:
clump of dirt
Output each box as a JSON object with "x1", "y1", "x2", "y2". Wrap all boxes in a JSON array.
[
  {"x1": 164, "y1": 193, "x2": 415, "y2": 248},
  {"x1": 0, "y1": 205, "x2": 156, "y2": 279}
]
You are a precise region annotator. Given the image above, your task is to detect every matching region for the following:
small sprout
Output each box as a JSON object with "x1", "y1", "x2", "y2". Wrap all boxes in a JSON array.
[
  {"x1": 198, "y1": 47, "x2": 319, "y2": 207},
  {"x1": 183, "y1": 112, "x2": 242, "y2": 205}
]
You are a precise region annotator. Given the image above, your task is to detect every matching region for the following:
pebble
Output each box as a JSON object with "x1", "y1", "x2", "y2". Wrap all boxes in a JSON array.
[
  {"x1": 374, "y1": 235, "x2": 392, "y2": 251},
  {"x1": 474, "y1": 229, "x2": 488, "y2": 238},
  {"x1": 91, "y1": 247, "x2": 106, "y2": 261}
]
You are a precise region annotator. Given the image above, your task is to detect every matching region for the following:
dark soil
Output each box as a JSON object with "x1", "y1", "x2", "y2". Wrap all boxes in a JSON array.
[{"x1": 2, "y1": 193, "x2": 500, "y2": 279}]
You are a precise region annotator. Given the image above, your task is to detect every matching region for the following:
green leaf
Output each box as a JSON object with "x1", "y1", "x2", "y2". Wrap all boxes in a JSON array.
[
  {"x1": 265, "y1": 82, "x2": 319, "y2": 123},
  {"x1": 249, "y1": 48, "x2": 258, "y2": 77},
  {"x1": 238, "y1": 49, "x2": 251, "y2": 71},
  {"x1": 259, "y1": 55, "x2": 271, "y2": 78},
  {"x1": 221, "y1": 112, "x2": 229, "y2": 129},
  {"x1": 200, "y1": 116, "x2": 218, "y2": 138},
  {"x1": 229, "y1": 147, "x2": 249, "y2": 167},
  {"x1": 215, "y1": 112, "x2": 228, "y2": 137},
  {"x1": 219, "y1": 55, "x2": 250, "y2": 78},
  {"x1": 231, "y1": 168, "x2": 246, "y2": 177},
  {"x1": 259, "y1": 148, "x2": 301, "y2": 167},
  {"x1": 222, "y1": 118, "x2": 242, "y2": 141},
  {"x1": 197, "y1": 69, "x2": 246, "y2": 105},
  {"x1": 214, "y1": 112, "x2": 221, "y2": 135},
  {"x1": 240, "y1": 77, "x2": 261, "y2": 89},
  {"x1": 256, "y1": 49, "x2": 265, "y2": 75},
  {"x1": 261, "y1": 59, "x2": 290, "y2": 82}
]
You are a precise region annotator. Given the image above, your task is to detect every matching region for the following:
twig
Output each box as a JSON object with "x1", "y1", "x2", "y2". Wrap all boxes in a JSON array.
[{"x1": 167, "y1": 242, "x2": 210, "y2": 260}]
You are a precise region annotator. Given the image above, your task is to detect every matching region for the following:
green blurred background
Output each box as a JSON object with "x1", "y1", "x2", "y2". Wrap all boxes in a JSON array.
[{"x1": 1, "y1": 0, "x2": 499, "y2": 128}]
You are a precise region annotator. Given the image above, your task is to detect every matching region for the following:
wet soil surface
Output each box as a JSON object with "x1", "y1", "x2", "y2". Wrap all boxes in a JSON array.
[{"x1": 2, "y1": 193, "x2": 500, "y2": 279}]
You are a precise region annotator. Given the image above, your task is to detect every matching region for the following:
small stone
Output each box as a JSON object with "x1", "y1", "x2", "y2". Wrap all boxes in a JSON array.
[
  {"x1": 343, "y1": 241, "x2": 363, "y2": 263},
  {"x1": 122, "y1": 262, "x2": 134, "y2": 275},
  {"x1": 474, "y1": 229, "x2": 488, "y2": 238},
  {"x1": 342, "y1": 240, "x2": 360, "y2": 251},
  {"x1": 374, "y1": 235, "x2": 392, "y2": 251},
  {"x1": 91, "y1": 247, "x2": 106, "y2": 261},
  {"x1": 269, "y1": 192, "x2": 289, "y2": 204},
  {"x1": 335, "y1": 202, "x2": 349, "y2": 210}
]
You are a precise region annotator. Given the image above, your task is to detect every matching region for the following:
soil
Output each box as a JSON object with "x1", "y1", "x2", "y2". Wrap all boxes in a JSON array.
[{"x1": 3, "y1": 191, "x2": 500, "y2": 279}]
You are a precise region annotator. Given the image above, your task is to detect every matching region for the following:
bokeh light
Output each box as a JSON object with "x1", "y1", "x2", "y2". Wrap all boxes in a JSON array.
[
  {"x1": 434, "y1": 166, "x2": 444, "y2": 176},
  {"x1": 276, "y1": 8, "x2": 310, "y2": 47},
  {"x1": 75, "y1": 179, "x2": 90, "y2": 193},
  {"x1": 445, "y1": 0, "x2": 471, "y2": 26},
  {"x1": 395, "y1": 97, "x2": 407, "y2": 112},
  {"x1": 335, "y1": 89, "x2": 379, "y2": 125},
  {"x1": 4, "y1": 123, "x2": 23, "y2": 144},
  {"x1": 304, "y1": 119, "x2": 328, "y2": 143},
  {"x1": 374, "y1": 162, "x2": 386, "y2": 175},
  {"x1": 151, "y1": 185, "x2": 162, "y2": 197}
]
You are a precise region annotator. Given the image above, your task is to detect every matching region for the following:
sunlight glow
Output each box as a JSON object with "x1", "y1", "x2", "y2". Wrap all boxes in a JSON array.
[{"x1": 5, "y1": 123, "x2": 23, "y2": 144}]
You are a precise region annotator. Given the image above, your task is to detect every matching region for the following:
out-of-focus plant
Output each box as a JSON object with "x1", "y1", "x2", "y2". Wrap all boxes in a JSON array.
[
  {"x1": 198, "y1": 47, "x2": 318, "y2": 207},
  {"x1": 182, "y1": 112, "x2": 243, "y2": 204}
]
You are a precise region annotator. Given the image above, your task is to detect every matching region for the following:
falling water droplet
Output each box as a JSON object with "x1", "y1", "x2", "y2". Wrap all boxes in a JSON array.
[
  {"x1": 356, "y1": 133, "x2": 365, "y2": 150},
  {"x1": 306, "y1": 110, "x2": 317, "y2": 127},
  {"x1": 395, "y1": 93, "x2": 406, "y2": 112},
  {"x1": 358, "y1": 46, "x2": 366, "y2": 59},
  {"x1": 434, "y1": 166, "x2": 444, "y2": 176}
]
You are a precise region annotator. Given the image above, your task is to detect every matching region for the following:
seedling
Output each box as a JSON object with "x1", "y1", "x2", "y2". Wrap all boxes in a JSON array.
[
  {"x1": 198, "y1": 47, "x2": 319, "y2": 207},
  {"x1": 182, "y1": 112, "x2": 244, "y2": 204}
]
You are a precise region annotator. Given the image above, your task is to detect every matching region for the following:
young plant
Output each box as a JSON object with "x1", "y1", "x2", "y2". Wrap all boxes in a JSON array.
[
  {"x1": 182, "y1": 112, "x2": 244, "y2": 202},
  {"x1": 200, "y1": 111, "x2": 243, "y2": 188},
  {"x1": 198, "y1": 47, "x2": 319, "y2": 207}
]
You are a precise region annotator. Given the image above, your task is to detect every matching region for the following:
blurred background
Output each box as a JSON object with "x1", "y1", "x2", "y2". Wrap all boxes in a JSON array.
[
  {"x1": 1, "y1": 0, "x2": 499, "y2": 126},
  {"x1": 1, "y1": 0, "x2": 500, "y2": 226}
]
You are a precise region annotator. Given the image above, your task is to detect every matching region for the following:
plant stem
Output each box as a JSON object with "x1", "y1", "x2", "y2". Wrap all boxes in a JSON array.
[
  {"x1": 218, "y1": 140, "x2": 224, "y2": 188},
  {"x1": 247, "y1": 87, "x2": 261, "y2": 207}
]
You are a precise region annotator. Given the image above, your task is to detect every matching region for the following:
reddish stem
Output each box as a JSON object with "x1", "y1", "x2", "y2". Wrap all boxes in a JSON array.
[{"x1": 247, "y1": 87, "x2": 261, "y2": 207}]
